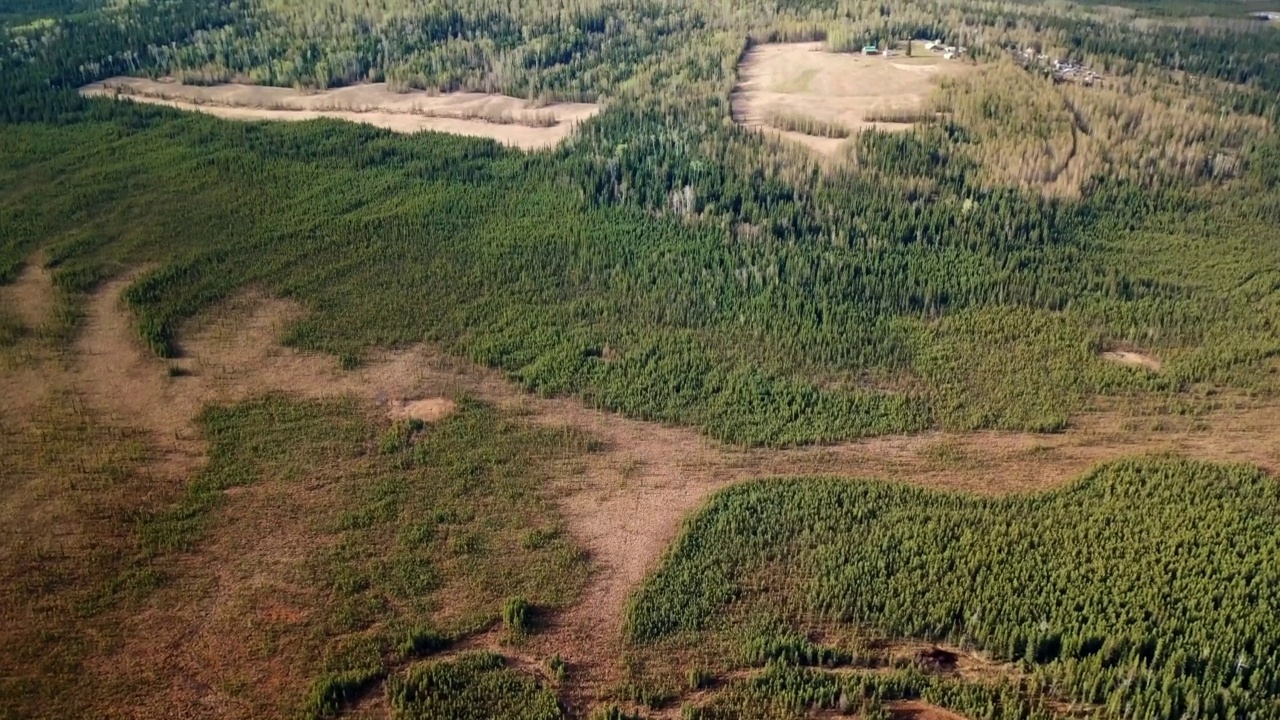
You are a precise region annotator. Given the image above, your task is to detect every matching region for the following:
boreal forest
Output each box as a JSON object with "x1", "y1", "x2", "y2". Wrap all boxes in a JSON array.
[{"x1": 1, "y1": 0, "x2": 1279, "y2": 718}]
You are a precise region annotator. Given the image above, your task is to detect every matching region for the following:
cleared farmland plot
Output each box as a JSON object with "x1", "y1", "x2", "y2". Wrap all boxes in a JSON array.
[
  {"x1": 731, "y1": 42, "x2": 972, "y2": 154},
  {"x1": 81, "y1": 78, "x2": 600, "y2": 149}
]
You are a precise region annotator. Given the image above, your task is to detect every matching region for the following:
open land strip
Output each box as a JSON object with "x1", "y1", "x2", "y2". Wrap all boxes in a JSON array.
[
  {"x1": 80, "y1": 78, "x2": 600, "y2": 149},
  {"x1": 731, "y1": 42, "x2": 973, "y2": 154}
]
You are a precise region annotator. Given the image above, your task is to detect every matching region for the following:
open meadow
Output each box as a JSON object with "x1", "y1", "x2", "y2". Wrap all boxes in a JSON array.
[
  {"x1": 731, "y1": 42, "x2": 973, "y2": 154},
  {"x1": 4, "y1": 0, "x2": 1280, "y2": 717}
]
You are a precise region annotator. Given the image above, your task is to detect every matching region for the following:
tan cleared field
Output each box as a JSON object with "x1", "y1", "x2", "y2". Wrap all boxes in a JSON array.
[
  {"x1": 80, "y1": 77, "x2": 600, "y2": 149},
  {"x1": 731, "y1": 42, "x2": 973, "y2": 155}
]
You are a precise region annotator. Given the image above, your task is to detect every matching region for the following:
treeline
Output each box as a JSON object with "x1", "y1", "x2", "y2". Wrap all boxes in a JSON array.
[
  {"x1": 0, "y1": 0, "x2": 235, "y2": 122},
  {"x1": 689, "y1": 665, "x2": 1059, "y2": 720},
  {"x1": 627, "y1": 458, "x2": 1280, "y2": 718}
]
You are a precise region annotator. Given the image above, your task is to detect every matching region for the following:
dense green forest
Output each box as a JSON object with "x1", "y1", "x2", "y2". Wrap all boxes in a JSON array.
[{"x1": 628, "y1": 459, "x2": 1280, "y2": 719}]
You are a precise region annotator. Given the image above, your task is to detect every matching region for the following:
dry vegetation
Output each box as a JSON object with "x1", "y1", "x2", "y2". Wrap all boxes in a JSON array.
[
  {"x1": 80, "y1": 78, "x2": 600, "y2": 149},
  {"x1": 731, "y1": 42, "x2": 973, "y2": 155},
  {"x1": 4, "y1": 258, "x2": 1280, "y2": 716},
  {"x1": 730, "y1": 43, "x2": 1271, "y2": 195},
  {"x1": 929, "y1": 58, "x2": 1271, "y2": 196}
]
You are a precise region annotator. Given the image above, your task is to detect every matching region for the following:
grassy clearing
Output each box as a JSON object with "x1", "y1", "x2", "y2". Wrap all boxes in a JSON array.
[
  {"x1": 0, "y1": 360, "x2": 596, "y2": 718},
  {"x1": 0, "y1": 389, "x2": 172, "y2": 719},
  {"x1": 203, "y1": 396, "x2": 594, "y2": 717}
]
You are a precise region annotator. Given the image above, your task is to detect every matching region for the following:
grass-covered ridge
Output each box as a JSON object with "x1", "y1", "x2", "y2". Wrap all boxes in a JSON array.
[{"x1": 627, "y1": 458, "x2": 1280, "y2": 718}]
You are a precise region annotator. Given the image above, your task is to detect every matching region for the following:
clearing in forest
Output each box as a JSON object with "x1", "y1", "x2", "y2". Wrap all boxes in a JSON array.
[
  {"x1": 1100, "y1": 349, "x2": 1162, "y2": 371},
  {"x1": 731, "y1": 42, "x2": 973, "y2": 155},
  {"x1": 888, "y1": 700, "x2": 976, "y2": 720},
  {"x1": 79, "y1": 78, "x2": 600, "y2": 149}
]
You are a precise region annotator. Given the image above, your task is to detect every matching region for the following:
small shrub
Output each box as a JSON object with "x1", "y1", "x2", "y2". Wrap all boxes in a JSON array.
[
  {"x1": 522, "y1": 526, "x2": 560, "y2": 550},
  {"x1": 686, "y1": 666, "x2": 713, "y2": 690},
  {"x1": 378, "y1": 420, "x2": 415, "y2": 454},
  {"x1": 398, "y1": 626, "x2": 451, "y2": 658},
  {"x1": 303, "y1": 667, "x2": 382, "y2": 719},
  {"x1": 502, "y1": 595, "x2": 531, "y2": 636},
  {"x1": 623, "y1": 681, "x2": 676, "y2": 709},
  {"x1": 548, "y1": 653, "x2": 568, "y2": 681}
]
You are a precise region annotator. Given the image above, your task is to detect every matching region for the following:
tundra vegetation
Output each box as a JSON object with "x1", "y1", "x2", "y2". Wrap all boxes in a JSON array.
[{"x1": 2, "y1": 0, "x2": 1280, "y2": 716}]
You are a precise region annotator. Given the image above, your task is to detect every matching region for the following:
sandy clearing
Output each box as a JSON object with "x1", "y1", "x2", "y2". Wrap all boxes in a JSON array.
[
  {"x1": 1101, "y1": 350, "x2": 1162, "y2": 371},
  {"x1": 72, "y1": 277, "x2": 462, "y2": 480},
  {"x1": 389, "y1": 397, "x2": 458, "y2": 423},
  {"x1": 31, "y1": 266, "x2": 1280, "y2": 711},
  {"x1": 731, "y1": 43, "x2": 971, "y2": 155},
  {"x1": 1, "y1": 254, "x2": 54, "y2": 330},
  {"x1": 80, "y1": 78, "x2": 599, "y2": 150}
]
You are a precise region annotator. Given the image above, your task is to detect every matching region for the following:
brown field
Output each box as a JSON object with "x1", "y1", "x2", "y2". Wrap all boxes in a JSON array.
[
  {"x1": 80, "y1": 78, "x2": 600, "y2": 149},
  {"x1": 889, "y1": 700, "x2": 975, "y2": 720},
  {"x1": 731, "y1": 42, "x2": 973, "y2": 155},
  {"x1": 3, "y1": 259, "x2": 1280, "y2": 715}
]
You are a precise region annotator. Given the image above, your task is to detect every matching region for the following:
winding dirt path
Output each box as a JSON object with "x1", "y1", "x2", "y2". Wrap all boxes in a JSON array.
[{"x1": 48, "y1": 269, "x2": 1280, "y2": 710}]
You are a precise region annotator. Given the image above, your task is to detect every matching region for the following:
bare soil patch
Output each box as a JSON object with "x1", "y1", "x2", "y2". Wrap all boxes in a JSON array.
[
  {"x1": 389, "y1": 397, "x2": 457, "y2": 423},
  {"x1": 80, "y1": 78, "x2": 600, "y2": 150},
  {"x1": 888, "y1": 700, "x2": 974, "y2": 720},
  {"x1": 1101, "y1": 350, "x2": 1162, "y2": 371},
  {"x1": 731, "y1": 43, "x2": 972, "y2": 155}
]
